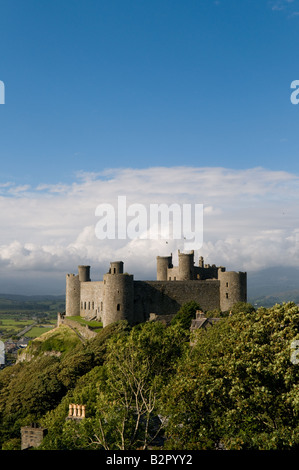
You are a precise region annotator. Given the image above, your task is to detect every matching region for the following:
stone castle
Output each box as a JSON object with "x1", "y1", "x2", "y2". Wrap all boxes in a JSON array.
[{"x1": 65, "y1": 250, "x2": 247, "y2": 327}]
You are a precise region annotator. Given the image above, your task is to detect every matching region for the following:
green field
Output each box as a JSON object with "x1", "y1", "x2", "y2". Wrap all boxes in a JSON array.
[
  {"x1": 0, "y1": 295, "x2": 61, "y2": 340},
  {"x1": 0, "y1": 318, "x2": 33, "y2": 329},
  {"x1": 0, "y1": 296, "x2": 105, "y2": 340},
  {"x1": 25, "y1": 326, "x2": 56, "y2": 338},
  {"x1": 0, "y1": 316, "x2": 57, "y2": 340}
]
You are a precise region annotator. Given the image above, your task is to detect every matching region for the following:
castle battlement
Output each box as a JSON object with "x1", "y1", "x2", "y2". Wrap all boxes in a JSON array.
[{"x1": 65, "y1": 251, "x2": 247, "y2": 327}]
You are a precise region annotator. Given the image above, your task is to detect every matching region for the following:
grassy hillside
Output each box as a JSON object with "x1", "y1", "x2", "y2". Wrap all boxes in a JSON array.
[
  {"x1": 0, "y1": 320, "x2": 130, "y2": 449},
  {"x1": 249, "y1": 289, "x2": 299, "y2": 307},
  {"x1": 0, "y1": 302, "x2": 298, "y2": 451},
  {"x1": 17, "y1": 325, "x2": 82, "y2": 362}
]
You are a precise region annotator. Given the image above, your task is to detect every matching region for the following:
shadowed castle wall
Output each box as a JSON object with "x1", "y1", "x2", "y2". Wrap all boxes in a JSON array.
[{"x1": 133, "y1": 280, "x2": 221, "y2": 321}]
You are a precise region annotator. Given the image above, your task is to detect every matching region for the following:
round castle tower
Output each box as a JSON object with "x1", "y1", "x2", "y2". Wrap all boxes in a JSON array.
[
  {"x1": 102, "y1": 262, "x2": 134, "y2": 328},
  {"x1": 178, "y1": 250, "x2": 194, "y2": 280},
  {"x1": 109, "y1": 261, "x2": 124, "y2": 274},
  {"x1": 78, "y1": 265, "x2": 90, "y2": 282},
  {"x1": 218, "y1": 269, "x2": 247, "y2": 311},
  {"x1": 65, "y1": 274, "x2": 80, "y2": 316},
  {"x1": 156, "y1": 255, "x2": 173, "y2": 281},
  {"x1": 65, "y1": 265, "x2": 91, "y2": 316}
]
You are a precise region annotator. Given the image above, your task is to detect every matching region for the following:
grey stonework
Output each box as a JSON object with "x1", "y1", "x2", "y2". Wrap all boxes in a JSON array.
[
  {"x1": 65, "y1": 250, "x2": 247, "y2": 328},
  {"x1": 21, "y1": 424, "x2": 47, "y2": 450}
]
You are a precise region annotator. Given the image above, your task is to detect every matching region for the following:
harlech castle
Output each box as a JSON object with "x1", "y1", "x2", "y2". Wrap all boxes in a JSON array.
[{"x1": 65, "y1": 250, "x2": 247, "y2": 327}]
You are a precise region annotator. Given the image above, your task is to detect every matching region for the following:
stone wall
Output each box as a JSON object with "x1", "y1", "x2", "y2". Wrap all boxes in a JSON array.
[
  {"x1": 58, "y1": 314, "x2": 97, "y2": 340},
  {"x1": 21, "y1": 424, "x2": 47, "y2": 450},
  {"x1": 80, "y1": 281, "x2": 104, "y2": 320},
  {"x1": 133, "y1": 280, "x2": 221, "y2": 322}
]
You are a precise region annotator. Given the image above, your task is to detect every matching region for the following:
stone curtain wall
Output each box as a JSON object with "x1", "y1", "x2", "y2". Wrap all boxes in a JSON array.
[
  {"x1": 59, "y1": 316, "x2": 97, "y2": 340},
  {"x1": 133, "y1": 280, "x2": 221, "y2": 322},
  {"x1": 80, "y1": 281, "x2": 104, "y2": 320}
]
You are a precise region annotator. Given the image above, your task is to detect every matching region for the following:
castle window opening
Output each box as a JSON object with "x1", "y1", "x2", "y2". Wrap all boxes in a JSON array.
[
  {"x1": 117, "y1": 303, "x2": 120, "y2": 311},
  {"x1": 226, "y1": 282, "x2": 229, "y2": 287},
  {"x1": 84, "y1": 302, "x2": 86, "y2": 310},
  {"x1": 92, "y1": 301, "x2": 94, "y2": 309},
  {"x1": 226, "y1": 293, "x2": 229, "y2": 299},
  {"x1": 88, "y1": 302, "x2": 90, "y2": 310}
]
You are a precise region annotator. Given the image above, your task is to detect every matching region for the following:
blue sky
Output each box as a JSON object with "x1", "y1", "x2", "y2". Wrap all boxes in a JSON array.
[
  {"x1": 1, "y1": 0, "x2": 299, "y2": 294},
  {"x1": 0, "y1": 0, "x2": 299, "y2": 184}
]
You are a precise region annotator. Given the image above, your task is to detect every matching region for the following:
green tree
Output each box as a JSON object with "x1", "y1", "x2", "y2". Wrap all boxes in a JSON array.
[
  {"x1": 171, "y1": 301, "x2": 201, "y2": 330},
  {"x1": 162, "y1": 302, "x2": 299, "y2": 450},
  {"x1": 88, "y1": 321, "x2": 187, "y2": 450},
  {"x1": 39, "y1": 366, "x2": 106, "y2": 450},
  {"x1": 230, "y1": 301, "x2": 256, "y2": 315},
  {"x1": 2, "y1": 438, "x2": 21, "y2": 450}
]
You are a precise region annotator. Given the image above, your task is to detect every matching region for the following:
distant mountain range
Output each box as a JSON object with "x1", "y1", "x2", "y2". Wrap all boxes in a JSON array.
[
  {"x1": 0, "y1": 293, "x2": 65, "y2": 302},
  {"x1": 1, "y1": 266, "x2": 299, "y2": 309},
  {"x1": 247, "y1": 266, "x2": 299, "y2": 306}
]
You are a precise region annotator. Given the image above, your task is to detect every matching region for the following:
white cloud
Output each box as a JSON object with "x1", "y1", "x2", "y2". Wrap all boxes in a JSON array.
[
  {"x1": 0, "y1": 166, "x2": 299, "y2": 293},
  {"x1": 270, "y1": 0, "x2": 297, "y2": 12}
]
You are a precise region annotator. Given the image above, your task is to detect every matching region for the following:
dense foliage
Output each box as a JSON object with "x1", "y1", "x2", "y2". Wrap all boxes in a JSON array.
[
  {"x1": 170, "y1": 300, "x2": 201, "y2": 330},
  {"x1": 0, "y1": 302, "x2": 298, "y2": 450},
  {"x1": 163, "y1": 302, "x2": 299, "y2": 449}
]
